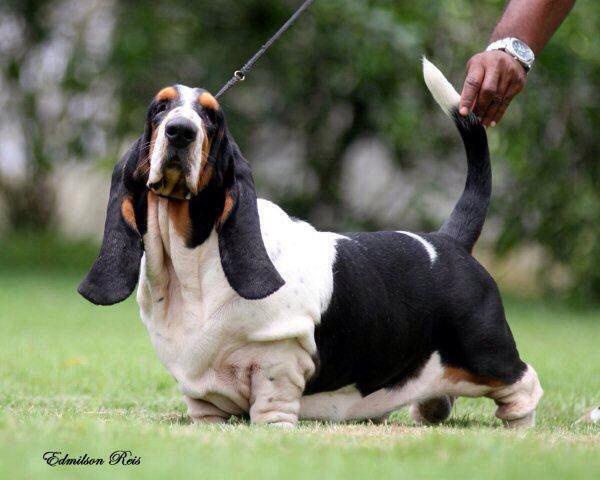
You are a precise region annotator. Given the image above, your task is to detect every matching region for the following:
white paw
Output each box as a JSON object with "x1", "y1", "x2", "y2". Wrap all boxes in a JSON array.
[
  {"x1": 191, "y1": 415, "x2": 228, "y2": 425},
  {"x1": 502, "y1": 411, "x2": 536, "y2": 429},
  {"x1": 267, "y1": 421, "x2": 296, "y2": 429}
]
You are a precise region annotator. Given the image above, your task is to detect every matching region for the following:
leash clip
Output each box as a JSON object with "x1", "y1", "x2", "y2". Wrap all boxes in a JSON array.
[{"x1": 216, "y1": 0, "x2": 315, "y2": 98}]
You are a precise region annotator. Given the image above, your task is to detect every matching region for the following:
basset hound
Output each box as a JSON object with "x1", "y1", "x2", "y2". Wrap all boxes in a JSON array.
[{"x1": 79, "y1": 59, "x2": 542, "y2": 428}]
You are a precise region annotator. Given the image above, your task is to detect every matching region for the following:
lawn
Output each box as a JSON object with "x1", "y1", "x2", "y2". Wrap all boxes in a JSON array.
[{"x1": 0, "y1": 269, "x2": 598, "y2": 480}]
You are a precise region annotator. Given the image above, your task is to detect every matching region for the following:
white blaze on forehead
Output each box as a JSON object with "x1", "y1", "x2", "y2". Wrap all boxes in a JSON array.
[
  {"x1": 173, "y1": 84, "x2": 202, "y2": 124},
  {"x1": 148, "y1": 85, "x2": 206, "y2": 194},
  {"x1": 177, "y1": 84, "x2": 200, "y2": 105}
]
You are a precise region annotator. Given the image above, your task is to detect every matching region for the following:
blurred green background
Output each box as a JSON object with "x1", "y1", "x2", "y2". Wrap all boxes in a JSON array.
[{"x1": 0, "y1": 0, "x2": 598, "y2": 302}]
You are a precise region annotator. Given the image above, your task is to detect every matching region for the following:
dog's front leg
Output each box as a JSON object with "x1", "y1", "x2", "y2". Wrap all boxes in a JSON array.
[
  {"x1": 248, "y1": 344, "x2": 313, "y2": 428},
  {"x1": 249, "y1": 366, "x2": 302, "y2": 428}
]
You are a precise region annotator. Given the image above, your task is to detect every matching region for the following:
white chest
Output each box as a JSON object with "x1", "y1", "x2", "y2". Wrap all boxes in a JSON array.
[
  {"x1": 137, "y1": 197, "x2": 231, "y2": 387},
  {"x1": 135, "y1": 197, "x2": 340, "y2": 411}
]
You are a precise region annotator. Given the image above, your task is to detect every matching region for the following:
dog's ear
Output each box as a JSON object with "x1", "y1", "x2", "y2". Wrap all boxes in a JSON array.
[
  {"x1": 78, "y1": 141, "x2": 145, "y2": 306},
  {"x1": 213, "y1": 124, "x2": 285, "y2": 300}
]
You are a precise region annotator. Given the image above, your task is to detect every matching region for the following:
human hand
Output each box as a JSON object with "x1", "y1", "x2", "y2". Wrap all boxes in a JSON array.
[{"x1": 459, "y1": 50, "x2": 527, "y2": 127}]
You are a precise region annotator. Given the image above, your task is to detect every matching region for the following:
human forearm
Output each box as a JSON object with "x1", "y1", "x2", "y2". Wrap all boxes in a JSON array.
[{"x1": 490, "y1": 0, "x2": 576, "y2": 53}]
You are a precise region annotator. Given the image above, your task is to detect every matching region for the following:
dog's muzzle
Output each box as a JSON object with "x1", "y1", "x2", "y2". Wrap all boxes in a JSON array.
[
  {"x1": 148, "y1": 117, "x2": 202, "y2": 200},
  {"x1": 165, "y1": 118, "x2": 198, "y2": 149}
]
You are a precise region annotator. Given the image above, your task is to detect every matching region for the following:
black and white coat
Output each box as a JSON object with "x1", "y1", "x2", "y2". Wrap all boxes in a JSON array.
[{"x1": 79, "y1": 60, "x2": 542, "y2": 428}]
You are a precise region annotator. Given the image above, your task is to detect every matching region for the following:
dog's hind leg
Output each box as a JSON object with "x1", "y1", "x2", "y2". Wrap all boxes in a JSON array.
[
  {"x1": 488, "y1": 365, "x2": 543, "y2": 428},
  {"x1": 409, "y1": 395, "x2": 455, "y2": 425},
  {"x1": 439, "y1": 287, "x2": 543, "y2": 428}
]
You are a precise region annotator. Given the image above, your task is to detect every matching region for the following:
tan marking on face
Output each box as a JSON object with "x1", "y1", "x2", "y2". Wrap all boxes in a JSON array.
[
  {"x1": 196, "y1": 133, "x2": 213, "y2": 192},
  {"x1": 202, "y1": 130, "x2": 211, "y2": 162},
  {"x1": 197, "y1": 163, "x2": 214, "y2": 192},
  {"x1": 443, "y1": 367, "x2": 504, "y2": 388},
  {"x1": 217, "y1": 190, "x2": 235, "y2": 230},
  {"x1": 121, "y1": 196, "x2": 138, "y2": 234},
  {"x1": 199, "y1": 91, "x2": 219, "y2": 110},
  {"x1": 168, "y1": 199, "x2": 190, "y2": 239},
  {"x1": 155, "y1": 86, "x2": 178, "y2": 102}
]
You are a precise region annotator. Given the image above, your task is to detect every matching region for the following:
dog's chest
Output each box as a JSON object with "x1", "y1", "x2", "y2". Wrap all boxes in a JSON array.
[{"x1": 137, "y1": 197, "x2": 235, "y2": 387}]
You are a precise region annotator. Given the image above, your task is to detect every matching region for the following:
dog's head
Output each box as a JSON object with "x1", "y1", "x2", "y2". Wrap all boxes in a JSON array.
[
  {"x1": 137, "y1": 85, "x2": 221, "y2": 200},
  {"x1": 78, "y1": 85, "x2": 284, "y2": 306}
]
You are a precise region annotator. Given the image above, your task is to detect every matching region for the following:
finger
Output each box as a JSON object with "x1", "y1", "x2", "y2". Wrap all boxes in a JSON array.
[
  {"x1": 482, "y1": 95, "x2": 504, "y2": 127},
  {"x1": 483, "y1": 74, "x2": 511, "y2": 127},
  {"x1": 459, "y1": 63, "x2": 485, "y2": 116},
  {"x1": 473, "y1": 68, "x2": 500, "y2": 121},
  {"x1": 491, "y1": 101, "x2": 510, "y2": 126},
  {"x1": 492, "y1": 65, "x2": 526, "y2": 125},
  {"x1": 491, "y1": 82, "x2": 522, "y2": 125}
]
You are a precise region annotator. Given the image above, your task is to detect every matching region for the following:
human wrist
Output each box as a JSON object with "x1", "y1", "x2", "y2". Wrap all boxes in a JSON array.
[{"x1": 486, "y1": 37, "x2": 535, "y2": 73}]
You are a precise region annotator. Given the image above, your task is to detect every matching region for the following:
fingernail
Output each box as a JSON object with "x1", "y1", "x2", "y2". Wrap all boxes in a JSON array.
[
  {"x1": 491, "y1": 121, "x2": 496, "y2": 127},
  {"x1": 459, "y1": 107, "x2": 468, "y2": 116}
]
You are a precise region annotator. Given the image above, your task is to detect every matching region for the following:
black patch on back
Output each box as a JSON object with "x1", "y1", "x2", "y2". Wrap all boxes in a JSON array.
[{"x1": 305, "y1": 232, "x2": 526, "y2": 396}]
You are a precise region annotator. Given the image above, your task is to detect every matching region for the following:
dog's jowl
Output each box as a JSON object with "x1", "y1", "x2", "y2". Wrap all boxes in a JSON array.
[{"x1": 79, "y1": 60, "x2": 543, "y2": 428}]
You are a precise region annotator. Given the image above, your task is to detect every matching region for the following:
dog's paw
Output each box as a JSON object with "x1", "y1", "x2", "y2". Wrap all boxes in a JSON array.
[
  {"x1": 502, "y1": 410, "x2": 536, "y2": 429},
  {"x1": 191, "y1": 415, "x2": 229, "y2": 425},
  {"x1": 267, "y1": 421, "x2": 296, "y2": 429}
]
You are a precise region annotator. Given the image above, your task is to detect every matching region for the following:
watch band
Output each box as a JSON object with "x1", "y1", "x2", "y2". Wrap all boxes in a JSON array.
[
  {"x1": 486, "y1": 39, "x2": 507, "y2": 52},
  {"x1": 486, "y1": 37, "x2": 534, "y2": 73}
]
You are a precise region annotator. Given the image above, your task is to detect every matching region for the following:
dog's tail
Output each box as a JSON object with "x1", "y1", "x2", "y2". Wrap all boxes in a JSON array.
[{"x1": 422, "y1": 57, "x2": 491, "y2": 252}]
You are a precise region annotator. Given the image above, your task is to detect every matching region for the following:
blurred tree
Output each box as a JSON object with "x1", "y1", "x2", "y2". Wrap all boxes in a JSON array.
[
  {"x1": 0, "y1": 0, "x2": 598, "y2": 301},
  {"x1": 0, "y1": 0, "x2": 116, "y2": 229},
  {"x1": 0, "y1": 0, "x2": 56, "y2": 230}
]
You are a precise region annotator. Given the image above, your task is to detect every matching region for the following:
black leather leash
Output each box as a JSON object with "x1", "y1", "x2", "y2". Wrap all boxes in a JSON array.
[{"x1": 215, "y1": 0, "x2": 316, "y2": 99}]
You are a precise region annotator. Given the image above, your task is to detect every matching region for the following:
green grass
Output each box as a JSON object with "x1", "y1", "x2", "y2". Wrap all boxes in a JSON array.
[{"x1": 0, "y1": 270, "x2": 598, "y2": 480}]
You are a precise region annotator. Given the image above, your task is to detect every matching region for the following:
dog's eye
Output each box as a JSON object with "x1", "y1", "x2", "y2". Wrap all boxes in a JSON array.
[{"x1": 155, "y1": 103, "x2": 167, "y2": 114}]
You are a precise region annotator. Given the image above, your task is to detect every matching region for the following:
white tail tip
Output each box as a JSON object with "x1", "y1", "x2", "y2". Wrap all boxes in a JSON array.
[{"x1": 422, "y1": 57, "x2": 460, "y2": 116}]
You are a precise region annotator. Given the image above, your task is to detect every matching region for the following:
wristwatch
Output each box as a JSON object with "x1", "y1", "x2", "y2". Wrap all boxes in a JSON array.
[{"x1": 486, "y1": 37, "x2": 535, "y2": 73}]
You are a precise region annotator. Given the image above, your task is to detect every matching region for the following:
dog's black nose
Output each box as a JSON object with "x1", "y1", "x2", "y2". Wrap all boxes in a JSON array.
[{"x1": 165, "y1": 118, "x2": 198, "y2": 148}]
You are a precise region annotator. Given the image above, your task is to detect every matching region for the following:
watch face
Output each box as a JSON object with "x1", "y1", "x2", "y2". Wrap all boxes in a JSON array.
[{"x1": 511, "y1": 39, "x2": 534, "y2": 62}]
